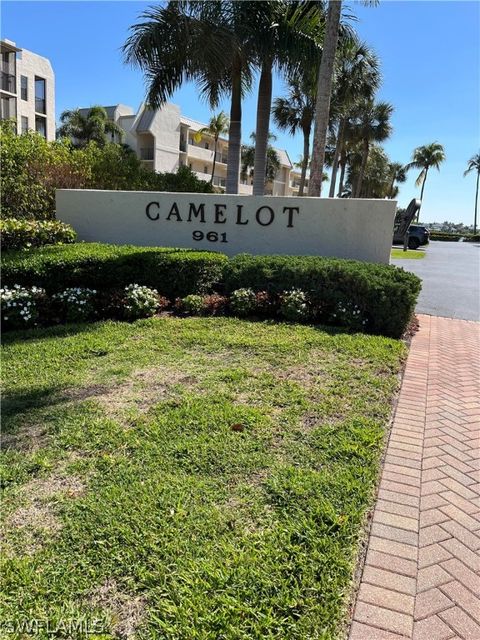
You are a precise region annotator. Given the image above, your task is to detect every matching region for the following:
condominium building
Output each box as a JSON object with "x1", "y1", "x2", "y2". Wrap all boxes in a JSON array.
[
  {"x1": 81, "y1": 101, "x2": 305, "y2": 196},
  {"x1": 0, "y1": 39, "x2": 55, "y2": 140}
]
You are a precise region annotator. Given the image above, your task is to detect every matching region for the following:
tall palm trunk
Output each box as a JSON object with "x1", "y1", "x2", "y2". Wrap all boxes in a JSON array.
[
  {"x1": 299, "y1": 125, "x2": 311, "y2": 196},
  {"x1": 211, "y1": 135, "x2": 218, "y2": 185},
  {"x1": 337, "y1": 148, "x2": 347, "y2": 196},
  {"x1": 308, "y1": 0, "x2": 342, "y2": 197},
  {"x1": 417, "y1": 166, "x2": 429, "y2": 220},
  {"x1": 355, "y1": 139, "x2": 369, "y2": 198},
  {"x1": 253, "y1": 63, "x2": 273, "y2": 196},
  {"x1": 329, "y1": 118, "x2": 345, "y2": 197},
  {"x1": 388, "y1": 172, "x2": 396, "y2": 198},
  {"x1": 226, "y1": 59, "x2": 242, "y2": 195},
  {"x1": 474, "y1": 170, "x2": 479, "y2": 234}
]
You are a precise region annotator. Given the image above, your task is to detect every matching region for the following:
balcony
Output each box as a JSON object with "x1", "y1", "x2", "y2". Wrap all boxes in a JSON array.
[
  {"x1": 215, "y1": 151, "x2": 228, "y2": 164},
  {"x1": 1, "y1": 72, "x2": 15, "y2": 93},
  {"x1": 212, "y1": 176, "x2": 226, "y2": 188},
  {"x1": 35, "y1": 97, "x2": 46, "y2": 114},
  {"x1": 187, "y1": 144, "x2": 214, "y2": 162}
]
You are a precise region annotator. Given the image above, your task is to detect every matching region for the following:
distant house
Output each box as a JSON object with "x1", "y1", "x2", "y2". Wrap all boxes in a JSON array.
[
  {"x1": 0, "y1": 39, "x2": 55, "y2": 140},
  {"x1": 79, "y1": 102, "x2": 305, "y2": 196}
]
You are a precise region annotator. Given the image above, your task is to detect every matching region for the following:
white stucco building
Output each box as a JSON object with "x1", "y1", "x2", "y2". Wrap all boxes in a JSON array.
[
  {"x1": 80, "y1": 101, "x2": 306, "y2": 196},
  {"x1": 0, "y1": 39, "x2": 55, "y2": 140}
]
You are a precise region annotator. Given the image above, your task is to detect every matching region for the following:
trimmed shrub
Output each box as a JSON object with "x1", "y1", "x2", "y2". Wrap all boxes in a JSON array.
[
  {"x1": 224, "y1": 254, "x2": 421, "y2": 338},
  {"x1": 429, "y1": 231, "x2": 480, "y2": 242},
  {"x1": 1, "y1": 218, "x2": 77, "y2": 250},
  {"x1": 202, "y1": 294, "x2": 228, "y2": 316},
  {"x1": 1, "y1": 285, "x2": 46, "y2": 329},
  {"x1": 280, "y1": 289, "x2": 310, "y2": 322},
  {"x1": 255, "y1": 290, "x2": 277, "y2": 316},
  {"x1": 52, "y1": 287, "x2": 96, "y2": 322},
  {"x1": 229, "y1": 288, "x2": 257, "y2": 317},
  {"x1": 2, "y1": 243, "x2": 228, "y2": 300},
  {"x1": 123, "y1": 284, "x2": 161, "y2": 319},
  {"x1": 178, "y1": 294, "x2": 205, "y2": 315}
]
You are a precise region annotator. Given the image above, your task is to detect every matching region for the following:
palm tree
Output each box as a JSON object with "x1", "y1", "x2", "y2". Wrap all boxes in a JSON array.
[
  {"x1": 328, "y1": 40, "x2": 381, "y2": 197},
  {"x1": 241, "y1": 132, "x2": 280, "y2": 185},
  {"x1": 388, "y1": 161, "x2": 407, "y2": 199},
  {"x1": 57, "y1": 106, "x2": 124, "y2": 147},
  {"x1": 123, "y1": 1, "x2": 257, "y2": 195},
  {"x1": 349, "y1": 99, "x2": 393, "y2": 197},
  {"x1": 249, "y1": 1, "x2": 322, "y2": 196},
  {"x1": 309, "y1": 0, "x2": 378, "y2": 196},
  {"x1": 406, "y1": 142, "x2": 446, "y2": 218},
  {"x1": 464, "y1": 152, "x2": 480, "y2": 234},
  {"x1": 272, "y1": 75, "x2": 316, "y2": 196},
  {"x1": 308, "y1": 0, "x2": 343, "y2": 196},
  {"x1": 193, "y1": 111, "x2": 229, "y2": 184}
]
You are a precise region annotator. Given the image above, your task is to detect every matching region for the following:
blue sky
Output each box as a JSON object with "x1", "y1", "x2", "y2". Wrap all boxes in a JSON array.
[{"x1": 3, "y1": 1, "x2": 479, "y2": 224}]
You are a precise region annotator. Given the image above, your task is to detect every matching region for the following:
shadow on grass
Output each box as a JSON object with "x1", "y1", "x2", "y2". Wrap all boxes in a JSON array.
[
  {"x1": 1, "y1": 319, "x2": 119, "y2": 345},
  {"x1": 1, "y1": 385, "x2": 75, "y2": 428}
]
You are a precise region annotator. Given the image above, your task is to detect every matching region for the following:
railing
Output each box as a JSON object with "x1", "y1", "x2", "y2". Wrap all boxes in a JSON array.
[
  {"x1": 140, "y1": 147, "x2": 154, "y2": 161},
  {"x1": 1, "y1": 72, "x2": 15, "y2": 93},
  {"x1": 35, "y1": 97, "x2": 46, "y2": 114}
]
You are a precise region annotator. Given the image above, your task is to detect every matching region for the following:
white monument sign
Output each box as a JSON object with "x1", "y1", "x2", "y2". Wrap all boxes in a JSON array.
[{"x1": 56, "y1": 190, "x2": 396, "y2": 264}]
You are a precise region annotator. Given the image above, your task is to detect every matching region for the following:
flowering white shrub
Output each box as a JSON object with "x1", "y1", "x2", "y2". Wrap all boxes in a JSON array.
[
  {"x1": 331, "y1": 300, "x2": 367, "y2": 329},
  {"x1": 123, "y1": 284, "x2": 159, "y2": 319},
  {"x1": 1, "y1": 285, "x2": 46, "y2": 328},
  {"x1": 280, "y1": 289, "x2": 310, "y2": 321},
  {"x1": 53, "y1": 287, "x2": 97, "y2": 322},
  {"x1": 230, "y1": 288, "x2": 256, "y2": 316}
]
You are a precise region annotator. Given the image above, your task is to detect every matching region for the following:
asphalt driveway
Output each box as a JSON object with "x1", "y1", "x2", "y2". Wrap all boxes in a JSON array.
[{"x1": 391, "y1": 241, "x2": 480, "y2": 321}]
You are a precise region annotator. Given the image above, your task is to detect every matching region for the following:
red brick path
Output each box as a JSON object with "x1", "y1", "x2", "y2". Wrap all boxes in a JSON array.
[{"x1": 349, "y1": 315, "x2": 480, "y2": 640}]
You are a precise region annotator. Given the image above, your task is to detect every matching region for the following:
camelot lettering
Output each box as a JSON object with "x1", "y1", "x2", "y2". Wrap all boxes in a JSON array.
[{"x1": 146, "y1": 201, "x2": 300, "y2": 228}]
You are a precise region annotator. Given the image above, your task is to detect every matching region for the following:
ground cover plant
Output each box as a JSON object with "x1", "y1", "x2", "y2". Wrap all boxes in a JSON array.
[{"x1": 1, "y1": 317, "x2": 405, "y2": 639}]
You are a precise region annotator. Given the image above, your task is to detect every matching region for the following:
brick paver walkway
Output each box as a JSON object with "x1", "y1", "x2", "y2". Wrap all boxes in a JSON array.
[{"x1": 349, "y1": 314, "x2": 480, "y2": 640}]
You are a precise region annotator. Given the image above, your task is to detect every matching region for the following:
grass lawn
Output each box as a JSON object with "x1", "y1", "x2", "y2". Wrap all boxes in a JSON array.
[
  {"x1": 1, "y1": 317, "x2": 405, "y2": 639},
  {"x1": 391, "y1": 248, "x2": 426, "y2": 259}
]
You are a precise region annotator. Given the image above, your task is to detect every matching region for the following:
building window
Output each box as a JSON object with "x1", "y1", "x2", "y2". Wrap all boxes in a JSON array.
[
  {"x1": 0, "y1": 95, "x2": 16, "y2": 120},
  {"x1": 204, "y1": 165, "x2": 208, "y2": 174},
  {"x1": 34, "y1": 76, "x2": 46, "y2": 114},
  {"x1": 35, "y1": 115, "x2": 47, "y2": 138},
  {"x1": 20, "y1": 75, "x2": 28, "y2": 100},
  {"x1": 205, "y1": 142, "x2": 209, "y2": 150},
  {"x1": 21, "y1": 116, "x2": 28, "y2": 133}
]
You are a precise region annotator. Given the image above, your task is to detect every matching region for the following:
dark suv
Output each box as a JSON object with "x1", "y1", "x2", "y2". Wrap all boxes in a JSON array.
[{"x1": 393, "y1": 224, "x2": 430, "y2": 250}]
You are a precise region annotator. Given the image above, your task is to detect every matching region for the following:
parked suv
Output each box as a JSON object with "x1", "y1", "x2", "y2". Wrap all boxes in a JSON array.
[{"x1": 393, "y1": 224, "x2": 429, "y2": 250}]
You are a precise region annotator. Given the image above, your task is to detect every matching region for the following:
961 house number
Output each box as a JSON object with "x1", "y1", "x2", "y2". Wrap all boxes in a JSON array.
[{"x1": 192, "y1": 231, "x2": 228, "y2": 243}]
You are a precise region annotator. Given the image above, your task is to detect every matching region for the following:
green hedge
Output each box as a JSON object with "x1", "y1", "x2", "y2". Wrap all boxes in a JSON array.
[
  {"x1": 224, "y1": 254, "x2": 421, "y2": 338},
  {"x1": 1, "y1": 218, "x2": 77, "y2": 250},
  {"x1": 2, "y1": 244, "x2": 421, "y2": 337},
  {"x1": 429, "y1": 232, "x2": 480, "y2": 242},
  {"x1": 1, "y1": 243, "x2": 228, "y2": 299}
]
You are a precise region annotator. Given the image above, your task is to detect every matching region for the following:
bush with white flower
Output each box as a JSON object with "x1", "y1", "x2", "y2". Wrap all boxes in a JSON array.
[
  {"x1": 279, "y1": 289, "x2": 310, "y2": 322},
  {"x1": 123, "y1": 284, "x2": 160, "y2": 319},
  {"x1": 229, "y1": 288, "x2": 256, "y2": 317},
  {"x1": 1, "y1": 285, "x2": 46, "y2": 329},
  {"x1": 53, "y1": 287, "x2": 97, "y2": 322},
  {"x1": 330, "y1": 299, "x2": 367, "y2": 330}
]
